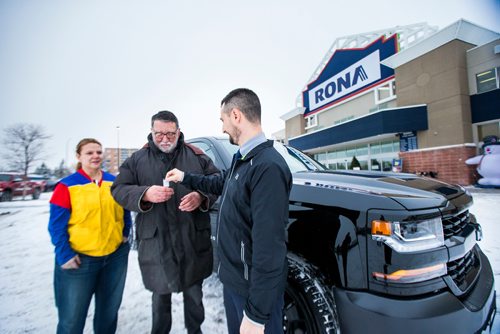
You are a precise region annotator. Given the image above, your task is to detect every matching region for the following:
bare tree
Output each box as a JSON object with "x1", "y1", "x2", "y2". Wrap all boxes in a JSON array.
[{"x1": 2, "y1": 123, "x2": 51, "y2": 175}]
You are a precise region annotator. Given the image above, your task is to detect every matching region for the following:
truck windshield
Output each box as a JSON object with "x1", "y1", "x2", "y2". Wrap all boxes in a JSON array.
[
  {"x1": 215, "y1": 138, "x2": 324, "y2": 173},
  {"x1": 273, "y1": 142, "x2": 325, "y2": 173}
]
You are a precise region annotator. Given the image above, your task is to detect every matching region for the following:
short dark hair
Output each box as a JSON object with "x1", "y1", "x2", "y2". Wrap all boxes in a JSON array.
[
  {"x1": 221, "y1": 88, "x2": 261, "y2": 124},
  {"x1": 151, "y1": 110, "x2": 179, "y2": 128}
]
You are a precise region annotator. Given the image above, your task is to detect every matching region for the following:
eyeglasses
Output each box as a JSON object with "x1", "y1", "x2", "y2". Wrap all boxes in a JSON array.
[{"x1": 153, "y1": 130, "x2": 178, "y2": 140}]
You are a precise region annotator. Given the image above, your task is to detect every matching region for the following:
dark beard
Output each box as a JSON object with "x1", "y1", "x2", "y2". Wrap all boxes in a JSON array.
[{"x1": 228, "y1": 128, "x2": 241, "y2": 146}]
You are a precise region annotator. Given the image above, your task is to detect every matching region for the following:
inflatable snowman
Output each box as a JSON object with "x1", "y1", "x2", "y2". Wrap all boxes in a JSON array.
[{"x1": 466, "y1": 135, "x2": 500, "y2": 187}]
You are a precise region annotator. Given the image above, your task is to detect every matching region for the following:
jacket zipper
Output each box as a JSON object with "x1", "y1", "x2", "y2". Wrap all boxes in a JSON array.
[
  {"x1": 216, "y1": 160, "x2": 238, "y2": 275},
  {"x1": 241, "y1": 241, "x2": 249, "y2": 280}
]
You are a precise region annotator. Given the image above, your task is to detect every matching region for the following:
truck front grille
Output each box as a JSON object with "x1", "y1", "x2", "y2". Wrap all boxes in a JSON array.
[
  {"x1": 447, "y1": 248, "x2": 479, "y2": 291},
  {"x1": 442, "y1": 210, "x2": 470, "y2": 239}
]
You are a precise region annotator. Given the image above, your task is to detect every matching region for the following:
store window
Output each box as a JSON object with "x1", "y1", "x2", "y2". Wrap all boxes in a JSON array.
[
  {"x1": 382, "y1": 160, "x2": 393, "y2": 172},
  {"x1": 346, "y1": 148, "x2": 356, "y2": 158},
  {"x1": 337, "y1": 149, "x2": 347, "y2": 159},
  {"x1": 393, "y1": 141, "x2": 400, "y2": 152},
  {"x1": 305, "y1": 114, "x2": 318, "y2": 129},
  {"x1": 381, "y1": 141, "x2": 393, "y2": 153},
  {"x1": 327, "y1": 151, "x2": 337, "y2": 159},
  {"x1": 337, "y1": 161, "x2": 348, "y2": 170},
  {"x1": 312, "y1": 140, "x2": 398, "y2": 173},
  {"x1": 356, "y1": 145, "x2": 368, "y2": 156},
  {"x1": 358, "y1": 160, "x2": 368, "y2": 170},
  {"x1": 371, "y1": 159, "x2": 381, "y2": 171},
  {"x1": 371, "y1": 143, "x2": 381, "y2": 155},
  {"x1": 476, "y1": 68, "x2": 499, "y2": 93},
  {"x1": 314, "y1": 152, "x2": 327, "y2": 164}
]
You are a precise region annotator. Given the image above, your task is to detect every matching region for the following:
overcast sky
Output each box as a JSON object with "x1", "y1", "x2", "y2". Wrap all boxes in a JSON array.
[{"x1": 1, "y1": 0, "x2": 499, "y2": 170}]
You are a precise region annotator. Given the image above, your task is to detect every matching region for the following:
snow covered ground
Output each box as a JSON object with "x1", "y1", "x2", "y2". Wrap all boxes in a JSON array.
[
  {"x1": 0, "y1": 192, "x2": 226, "y2": 334},
  {"x1": 0, "y1": 188, "x2": 498, "y2": 333}
]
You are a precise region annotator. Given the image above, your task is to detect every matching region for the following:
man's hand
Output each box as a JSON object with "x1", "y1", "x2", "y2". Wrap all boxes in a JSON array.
[
  {"x1": 165, "y1": 168, "x2": 184, "y2": 183},
  {"x1": 240, "y1": 316, "x2": 265, "y2": 334},
  {"x1": 143, "y1": 185, "x2": 174, "y2": 203},
  {"x1": 179, "y1": 191, "x2": 202, "y2": 212},
  {"x1": 61, "y1": 255, "x2": 81, "y2": 269}
]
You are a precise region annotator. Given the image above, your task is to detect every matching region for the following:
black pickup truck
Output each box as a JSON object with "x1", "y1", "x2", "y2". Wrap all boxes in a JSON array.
[{"x1": 187, "y1": 136, "x2": 496, "y2": 334}]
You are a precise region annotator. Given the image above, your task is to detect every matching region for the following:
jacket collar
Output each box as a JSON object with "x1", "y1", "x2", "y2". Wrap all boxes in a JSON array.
[
  {"x1": 240, "y1": 132, "x2": 267, "y2": 158},
  {"x1": 240, "y1": 139, "x2": 273, "y2": 161}
]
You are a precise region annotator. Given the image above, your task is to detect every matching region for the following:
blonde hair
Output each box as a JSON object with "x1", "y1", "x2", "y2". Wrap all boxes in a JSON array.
[{"x1": 75, "y1": 138, "x2": 102, "y2": 170}]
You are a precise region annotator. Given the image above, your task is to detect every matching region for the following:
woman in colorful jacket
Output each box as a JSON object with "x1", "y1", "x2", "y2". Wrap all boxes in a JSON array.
[{"x1": 48, "y1": 138, "x2": 131, "y2": 334}]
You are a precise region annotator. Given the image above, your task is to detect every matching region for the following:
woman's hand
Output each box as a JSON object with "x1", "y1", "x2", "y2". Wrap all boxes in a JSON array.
[{"x1": 61, "y1": 255, "x2": 81, "y2": 269}]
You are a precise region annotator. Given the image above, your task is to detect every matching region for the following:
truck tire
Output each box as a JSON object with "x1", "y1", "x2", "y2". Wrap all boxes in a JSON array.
[
  {"x1": 284, "y1": 253, "x2": 340, "y2": 334},
  {"x1": 32, "y1": 188, "x2": 41, "y2": 200},
  {"x1": 1, "y1": 190, "x2": 13, "y2": 202}
]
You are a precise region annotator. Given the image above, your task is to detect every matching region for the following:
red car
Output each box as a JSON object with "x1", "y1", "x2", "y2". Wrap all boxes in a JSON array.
[
  {"x1": 28, "y1": 174, "x2": 48, "y2": 192},
  {"x1": 0, "y1": 173, "x2": 42, "y2": 201}
]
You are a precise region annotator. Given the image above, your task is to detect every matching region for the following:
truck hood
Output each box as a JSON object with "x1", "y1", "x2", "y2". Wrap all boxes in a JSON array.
[{"x1": 293, "y1": 170, "x2": 466, "y2": 210}]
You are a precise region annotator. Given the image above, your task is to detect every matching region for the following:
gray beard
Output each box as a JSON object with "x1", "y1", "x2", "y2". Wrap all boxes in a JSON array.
[{"x1": 155, "y1": 140, "x2": 177, "y2": 153}]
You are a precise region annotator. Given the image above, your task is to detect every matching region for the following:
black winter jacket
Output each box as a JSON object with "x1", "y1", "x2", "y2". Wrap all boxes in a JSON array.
[
  {"x1": 183, "y1": 140, "x2": 292, "y2": 325},
  {"x1": 111, "y1": 133, "x2": 220, "y2": 294}
]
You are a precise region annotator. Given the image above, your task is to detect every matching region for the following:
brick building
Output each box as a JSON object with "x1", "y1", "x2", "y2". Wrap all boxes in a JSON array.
[{"x1": 103, "y1": 147, "x2": 138, "y2": 175}]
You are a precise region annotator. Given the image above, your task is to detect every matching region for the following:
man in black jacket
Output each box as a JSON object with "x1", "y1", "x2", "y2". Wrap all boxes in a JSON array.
[
  {"x1": 167, "y1": 89, "x2": 292, "y2": 334},
  {"x1": 111, "y1": 111, "x2": 220, "y2": 334}
]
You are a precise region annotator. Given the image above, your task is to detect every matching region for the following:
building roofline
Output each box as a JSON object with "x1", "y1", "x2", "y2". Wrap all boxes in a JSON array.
[
  {"x1": 280, "y1": 107, "x2": 306, "y2": 121},
  {"x1": 381, "y1": 19, "x2": 500, "y2": 69}
]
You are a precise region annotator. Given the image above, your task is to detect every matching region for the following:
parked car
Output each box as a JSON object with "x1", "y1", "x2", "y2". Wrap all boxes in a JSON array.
[
  {"x1": 27, "y1": 174, "x2": 47, "y2": 192},
  {"x1": 0, "y1": 172, "x2": 43, "y2": 201},
  {"x1": 186, "y1": 136, "x2": 496, "y2": 334},
  {"x1": 28, "y1": 174, "x2": 58, "y2": 192}
]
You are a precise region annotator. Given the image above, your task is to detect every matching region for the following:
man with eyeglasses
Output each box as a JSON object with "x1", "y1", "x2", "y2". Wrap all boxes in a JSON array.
[{"x1": 111, "y1": 111, "x2": 220, "y2": 334}]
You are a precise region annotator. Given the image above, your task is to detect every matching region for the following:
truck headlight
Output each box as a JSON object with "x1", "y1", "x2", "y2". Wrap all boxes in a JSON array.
[{"x1": 371, "y1": 217, "x2": 444, "y2": 253}]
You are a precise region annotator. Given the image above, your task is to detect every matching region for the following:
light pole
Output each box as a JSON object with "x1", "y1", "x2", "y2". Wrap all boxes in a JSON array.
[
  {"x1": 116, "y1": 126, "x2": 120, "y2": 174},
  {"x1": 65, "y1": 138, "x2": 72, "y2": 170}
]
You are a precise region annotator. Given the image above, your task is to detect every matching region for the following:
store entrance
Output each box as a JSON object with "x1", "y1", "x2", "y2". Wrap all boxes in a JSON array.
[{"x1": 314, "y1": 139, "x2": 400, "y2": 171}]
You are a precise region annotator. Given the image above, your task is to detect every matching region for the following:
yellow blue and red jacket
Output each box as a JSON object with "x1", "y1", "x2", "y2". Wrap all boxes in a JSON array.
[{"x1": 48, "y1": 169, "x2": 131, "y2": 266}]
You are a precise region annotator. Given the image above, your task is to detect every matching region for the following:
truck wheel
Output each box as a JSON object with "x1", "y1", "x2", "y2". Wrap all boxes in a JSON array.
[
  {"x1": 32, "y1": 188, "x2": 41, "y2": 200},
  {"x1": 1, "y1": 190, "x2": 13, "y2": 202},
  {"x1": 284, "y1": 254, "x2": 340, "y2": 334}
]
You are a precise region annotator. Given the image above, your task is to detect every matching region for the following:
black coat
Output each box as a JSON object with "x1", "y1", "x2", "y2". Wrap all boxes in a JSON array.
[
  {"x1": 111, "y1": 133, "x2": 220, "y2": 293},
  {"x1": 183, "y1": 140, "x2": 292, "y2": 324}
]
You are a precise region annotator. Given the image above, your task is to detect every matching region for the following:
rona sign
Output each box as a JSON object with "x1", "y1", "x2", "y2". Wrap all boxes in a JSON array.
[{"x1": 303, "y1": 34, "x2": 398, "y2": 116}]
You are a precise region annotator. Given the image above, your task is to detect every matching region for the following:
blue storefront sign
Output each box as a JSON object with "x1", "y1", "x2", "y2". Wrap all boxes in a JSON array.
[
  {"x1": 399, "y1": 131, "x2": 418, "y2": 152},
  {"x1": 303, "y1": 34, "x2": 399, "y2": 116}
]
